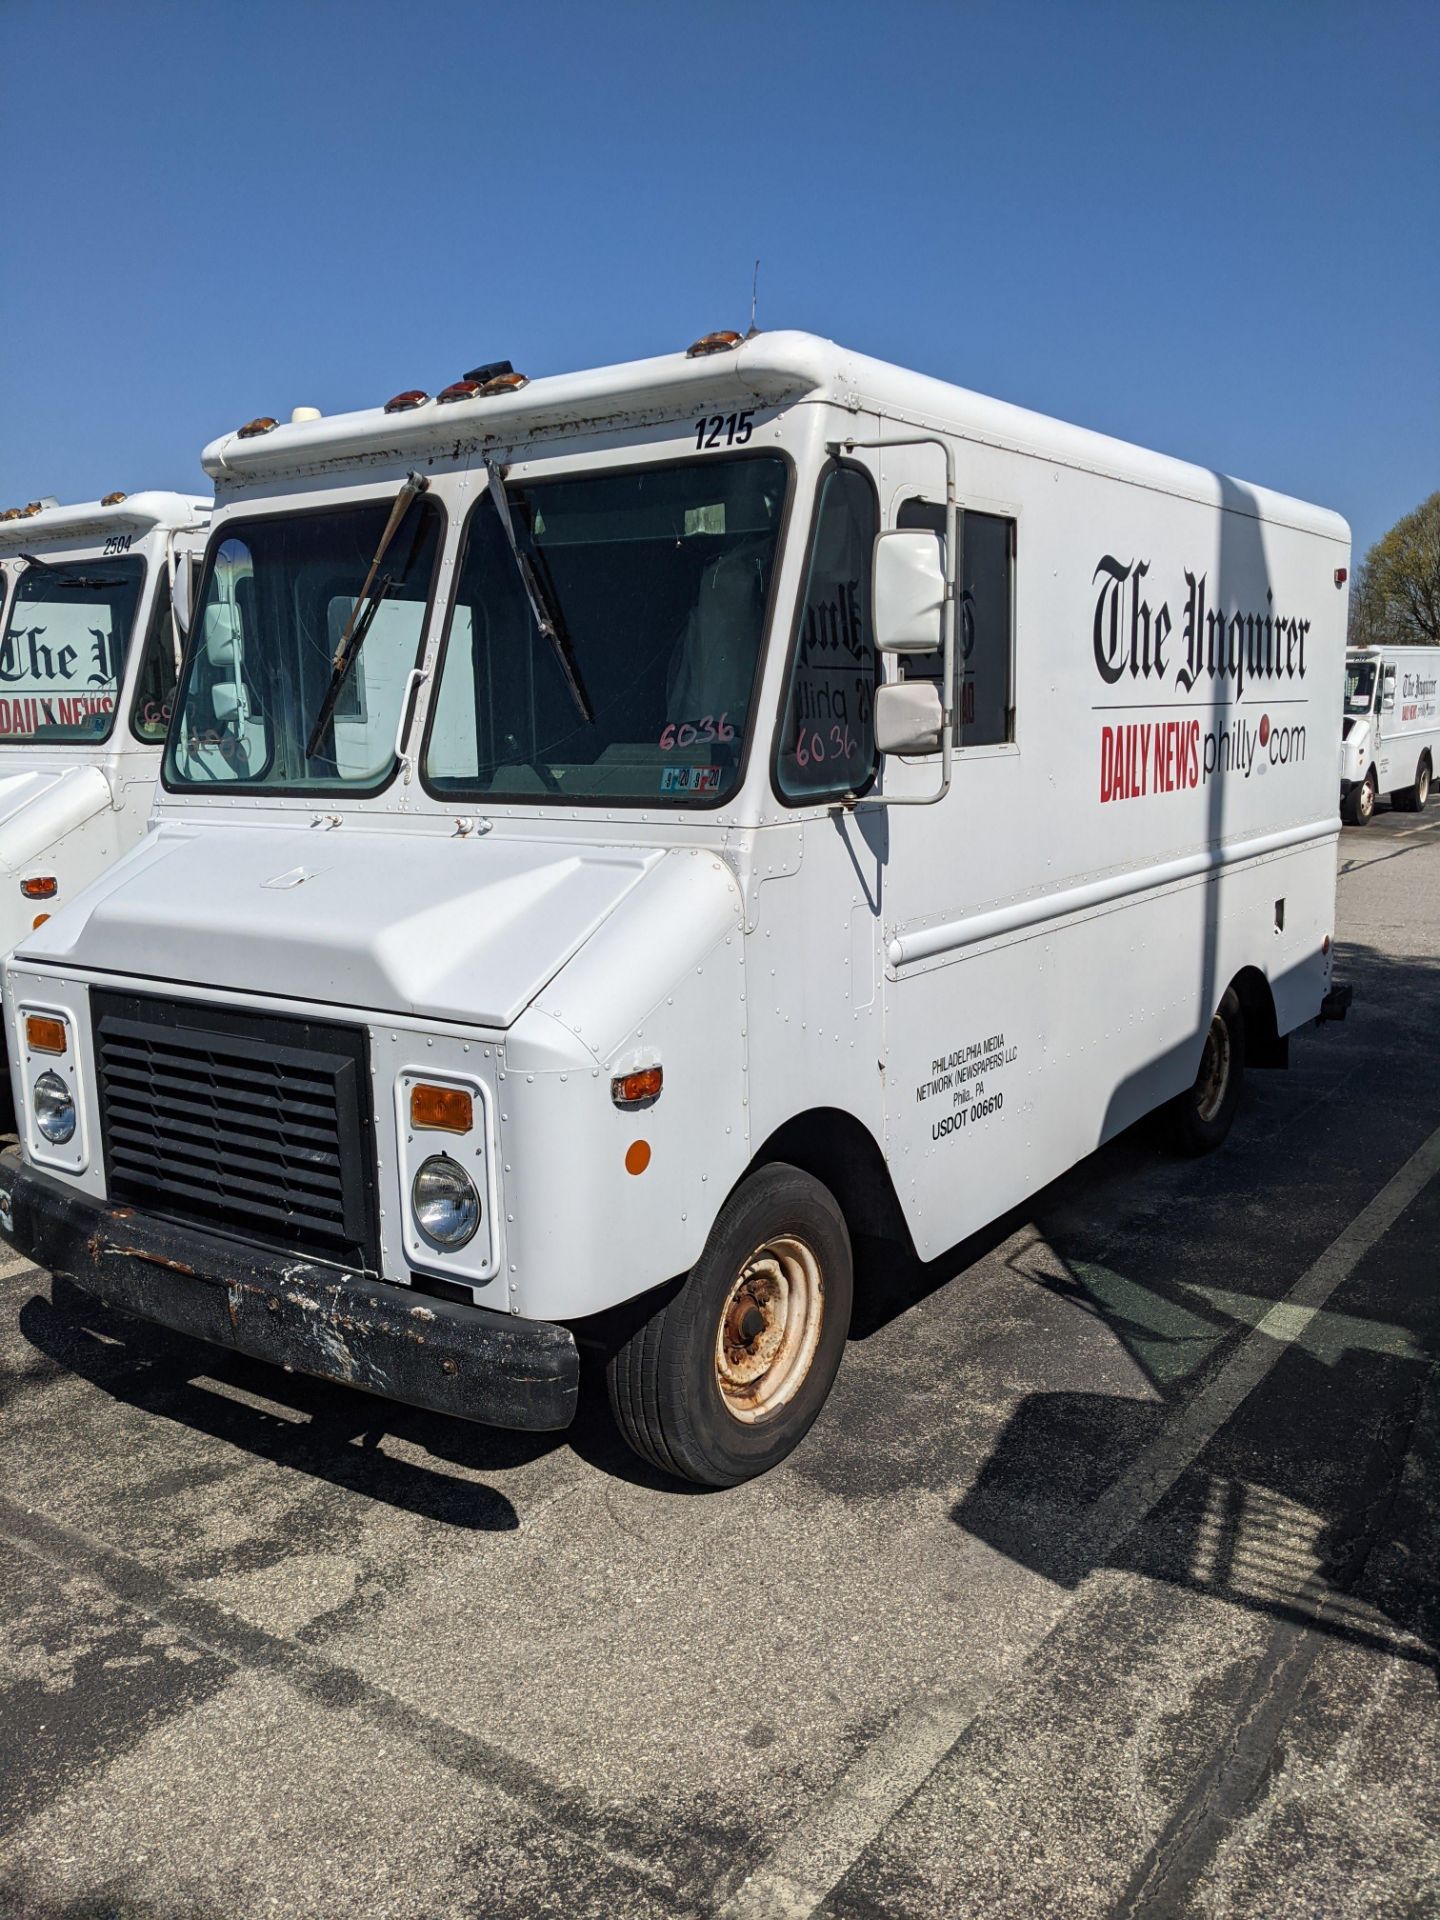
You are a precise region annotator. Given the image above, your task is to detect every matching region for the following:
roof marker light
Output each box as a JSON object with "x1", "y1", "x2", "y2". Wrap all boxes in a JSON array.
[
  {"x1": 479, "y1": 371, "x2": 528, "y2": 395},
  {"x1": 22, "y1": 502, "x2": 43, "y2": 517},
  {"x1": 436, "y1": 379, "x2": 483, "y2": 404},
  {"x1": 101, "y1": 491, "x2": 127, "y2": 506},
  {"x1": 237, "y1": 417, "x2": 278, "y2": 439},
  {"x1": 385, "y1": 389, "x2": 430, "y2": 413},
  {"x1": 686, "y1": 330, "x2": 742, "y2": 357}
]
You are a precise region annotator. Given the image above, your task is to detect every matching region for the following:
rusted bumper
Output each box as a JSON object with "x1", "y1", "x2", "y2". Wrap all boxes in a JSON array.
[{"x1": 0, "y1": 1150, "x2": 579, "y2": 1431}]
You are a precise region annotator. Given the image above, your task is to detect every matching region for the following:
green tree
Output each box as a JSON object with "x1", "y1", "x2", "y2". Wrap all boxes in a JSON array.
[{"x1": 1349, "y1": 491, "x2": 1440, "y2": 646}]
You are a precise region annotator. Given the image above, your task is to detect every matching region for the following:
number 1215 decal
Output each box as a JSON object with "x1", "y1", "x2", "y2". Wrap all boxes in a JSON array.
[{"x1": 694, "y1": 411, "x2": 755, "y2": 450}]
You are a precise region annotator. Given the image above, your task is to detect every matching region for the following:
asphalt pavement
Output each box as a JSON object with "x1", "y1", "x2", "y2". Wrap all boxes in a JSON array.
[{"x1": 1, "y1": 799, "x2": 1437, "y2": 1920}]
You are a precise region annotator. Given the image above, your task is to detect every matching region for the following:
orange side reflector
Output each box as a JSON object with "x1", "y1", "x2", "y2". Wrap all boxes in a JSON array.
[
  {"x1": 25, "y1": 1015, "x2": 66, "y2": 1054},
  {"x1": 611, "y1": 1065, "x2": 663, "y2": 1109},
  {"x1": 410, "y1": 1083, "x2": 474, "y2": 1134},
  {"x1": 31, "y1": 913, "x2": 50, "y2": 929},
  {"x1": 20, "y1": 876, "x2": 57, "y2": 900},
  {"x1": 625, "y1": 1140, "x2": 652, "y2": 1176}
]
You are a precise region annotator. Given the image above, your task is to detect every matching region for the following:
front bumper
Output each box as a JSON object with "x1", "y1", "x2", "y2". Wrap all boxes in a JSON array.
[{"x1": 0, "y1": 1150, "x2": 579, "y2": 1430}]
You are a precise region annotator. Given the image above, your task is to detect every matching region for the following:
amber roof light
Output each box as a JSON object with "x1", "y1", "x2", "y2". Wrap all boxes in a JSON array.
[
  {"x1": 237, "y1": 417, "x2": 278, "y2": 439},
  {"x1": 686, "y1": 330, "x2": 742, "y2": 358}
]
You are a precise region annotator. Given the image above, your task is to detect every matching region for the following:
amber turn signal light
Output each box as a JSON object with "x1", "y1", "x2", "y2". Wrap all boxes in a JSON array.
[
  {"x1": 25, "y1": 1015, "x2": 66, "y2": 1055},
  {"x1": 410, "y1": 1083, "x2": 474, "y2": 1134},
  {"x1": 20, "y1": 876, "x2": 57, "y2": 900},
  {"x1": 611, "y1": 1066, "x2": 663, "y2": 1109},
  {"x1": 236, "y1": 416, "x2": 278, "y2": 438}
]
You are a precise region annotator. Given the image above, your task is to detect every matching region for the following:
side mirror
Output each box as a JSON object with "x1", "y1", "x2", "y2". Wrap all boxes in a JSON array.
[
  {"x1": 1381, "y1": 668, "x2": 1397, "y2": 713},
  {"x1": 875, "y1": 679, "x2": 943, "y2": 755},
  {"x1": 873, "y1": 529, "x2": 946, "y2": 654}
]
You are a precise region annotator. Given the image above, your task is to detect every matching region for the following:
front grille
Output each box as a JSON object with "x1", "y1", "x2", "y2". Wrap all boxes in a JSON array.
[{"x1": 91, "y1": 990, "x2": 377, "y2": 1269}]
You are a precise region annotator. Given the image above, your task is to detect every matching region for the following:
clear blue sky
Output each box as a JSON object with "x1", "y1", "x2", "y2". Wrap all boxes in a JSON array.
[{"x1": 2, "y1": 0, "x2": 1436, "y2": 562}]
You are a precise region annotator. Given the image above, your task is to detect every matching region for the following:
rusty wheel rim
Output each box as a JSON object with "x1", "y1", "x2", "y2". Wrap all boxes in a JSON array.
[
  {"x1": 714, "y1": 1234, "x2": 824, "y2": 1424},
  {"x1": 1195, "y1": 1013, "x2": 1232, "y2": 1124}
]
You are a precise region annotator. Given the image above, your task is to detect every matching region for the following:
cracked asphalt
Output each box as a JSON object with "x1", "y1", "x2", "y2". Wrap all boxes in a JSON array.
[{"x1": 2, "y1": 799, "x2": 1437, "y2": 1920}]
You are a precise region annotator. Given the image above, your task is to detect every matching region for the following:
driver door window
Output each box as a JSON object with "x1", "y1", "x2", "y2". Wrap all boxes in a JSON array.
[{"x1": 775, "y1": 465, "x2": 878, "y2": 803}]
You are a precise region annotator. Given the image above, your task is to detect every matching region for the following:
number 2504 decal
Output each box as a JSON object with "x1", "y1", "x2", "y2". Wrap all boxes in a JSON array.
[{"x1": 694, "y1": 411, "x2": 755, "y2": 450}]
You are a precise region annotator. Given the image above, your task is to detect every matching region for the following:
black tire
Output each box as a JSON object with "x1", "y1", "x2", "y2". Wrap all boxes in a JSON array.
[
  {"x1": 1342, "y1": 770, "x2": 1377, "y2": 826},
  {"x1": 606, "y1": 1162, "x2": 853, "y2": 1487},
  {"x1": 1392, "y1": 756, "x2": 1431, "y2": 814},
  {"x1": 1167, "y1": 986, "x2": 1246, "y2": 1156}
]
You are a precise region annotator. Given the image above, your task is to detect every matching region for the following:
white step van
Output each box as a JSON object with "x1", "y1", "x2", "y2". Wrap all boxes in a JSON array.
[
  {"x1": 0, "y1": 335, "x2": 1351, "y2": 1484},
  {"x1": 0, "y1": 491, "x2": 210, "y2": 1112},
  {"x1": 1340, "y1": 644, "x2": 1438, "y2": 822}
]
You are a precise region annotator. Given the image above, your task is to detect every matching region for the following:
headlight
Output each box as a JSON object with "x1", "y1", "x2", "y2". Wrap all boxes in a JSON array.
[
  {"x1": 412, "y1": 1155, "x2": 480, "y2": 1249},
  {"x1": 33, "y1": 1070, "x2": 76, "y2": 1145}
]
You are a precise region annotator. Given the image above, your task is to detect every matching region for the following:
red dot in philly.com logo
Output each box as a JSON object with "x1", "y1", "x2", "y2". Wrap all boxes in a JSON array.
[{"x1": 1259, "y1": 714, "x2": 1271, "y2": 747}]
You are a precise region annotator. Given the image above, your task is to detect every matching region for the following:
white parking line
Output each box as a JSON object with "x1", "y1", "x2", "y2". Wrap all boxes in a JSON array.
[{"x1": 717, "y1": 1121, "x2": 1440, "y2": 1920}]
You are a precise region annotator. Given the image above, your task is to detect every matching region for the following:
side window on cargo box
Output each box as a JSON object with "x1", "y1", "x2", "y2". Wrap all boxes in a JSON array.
[
  {"x1": 776, "y1": 465, "x2": 878, "y2": 802},
  {"x1": 897, "y1": 498, "x2": 1015, "y2": 749}
]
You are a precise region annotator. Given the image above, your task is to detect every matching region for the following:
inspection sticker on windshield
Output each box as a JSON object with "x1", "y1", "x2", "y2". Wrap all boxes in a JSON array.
[{"x1": 660, "y1": 765, "x2": 721, "y2": 794}]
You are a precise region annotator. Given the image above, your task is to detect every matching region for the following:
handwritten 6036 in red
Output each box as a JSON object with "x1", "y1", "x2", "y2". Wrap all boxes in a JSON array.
[
  {"x1": 659, "y1": 714, "x2": 734, "y2": 750},
  {"x1": 793, "y1": 722, "x2": 857, "y2": 768}
]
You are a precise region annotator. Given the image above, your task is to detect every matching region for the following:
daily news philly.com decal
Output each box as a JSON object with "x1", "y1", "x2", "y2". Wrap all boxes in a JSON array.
[{"x1": 1090, "y1": 555, "x2": 1311, "y2": 805}]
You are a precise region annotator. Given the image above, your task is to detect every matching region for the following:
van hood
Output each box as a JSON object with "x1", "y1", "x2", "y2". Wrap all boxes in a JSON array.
[
  {"x1": 0, "y1": 763, "x2": 113, "y2": 875},
  {"x1": 21, "y1": 822, "x2": 664, "y2": 1030}
]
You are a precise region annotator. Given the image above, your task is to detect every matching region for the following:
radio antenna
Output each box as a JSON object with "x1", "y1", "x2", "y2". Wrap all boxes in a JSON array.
[{"x1": 746, "y1": 258, "x2": 761, "y2": 338}]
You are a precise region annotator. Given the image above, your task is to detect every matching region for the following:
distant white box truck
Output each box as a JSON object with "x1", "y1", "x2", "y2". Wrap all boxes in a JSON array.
[
  {"x1": 0, "y1": 333, "x2": 1351, "y2": 1484},
  {"x1": 1339, "y1": 644, "x2": 1438, "y2": 822},
  {"x1": 0, "y1": 491, "x2": 210, "y2": 1113}
]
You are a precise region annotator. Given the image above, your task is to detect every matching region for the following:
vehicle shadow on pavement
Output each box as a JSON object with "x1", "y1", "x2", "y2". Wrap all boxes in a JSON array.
[
  {"x1": 15, "y1": 1277, "x2": 547, "y2": 1531},
  {"x1": 947, "y1": 938, "x2": 1440, "y2": 1678}
]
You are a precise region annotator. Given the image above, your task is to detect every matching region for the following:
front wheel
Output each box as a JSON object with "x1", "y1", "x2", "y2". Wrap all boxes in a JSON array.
[
  {"x1": 1167, "y1": 986, "x2": 1246, "y2": 1155},
  {"x1": 1343, "y1": 770, "x2": 1377, "y2": 825},
  {"x1": 606, "y1": 1162, "x2": 853, "y2": 1487}
]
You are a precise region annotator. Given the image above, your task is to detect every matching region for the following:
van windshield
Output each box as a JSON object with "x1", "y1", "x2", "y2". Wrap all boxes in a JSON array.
[
  {"x1": 164, "y1": 494, "x2": 443, "y2": 791},
  {"x1": 1345, "y1": 659, "x2": 1378, "y2": 713},
  {"x1": 424, "y1": 455, "x2": 787, "y2": 806},
  {"x1": 0, "y1": 555, "x2": 146, "y2": 744}
]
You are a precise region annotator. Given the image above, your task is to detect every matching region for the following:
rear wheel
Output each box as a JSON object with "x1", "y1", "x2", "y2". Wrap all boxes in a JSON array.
[
  {"x1": 1392, "y1": 755, "x2": 1431, "y2": 813},
  {"x1": 1343, "y1": 769, "x2": 1377, "y2": 825},
  {"x1": 1167, "y1": 987, "x2": 1246, "y2": 1155},
  {"x1": 607, "y1": 1162, "x2": 852, "y2": 1487}
]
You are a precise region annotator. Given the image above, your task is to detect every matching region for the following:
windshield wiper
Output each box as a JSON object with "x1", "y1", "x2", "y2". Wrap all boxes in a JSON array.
[
  {"x1": 304, "y1": 471, "x2": 430, "y2": 761},
  {"x1": 19, "y1": 553, "x2": 126, "y2": 590},
  {"x1": 484, "y1": 459, "x2": 594, "y2": 725}
]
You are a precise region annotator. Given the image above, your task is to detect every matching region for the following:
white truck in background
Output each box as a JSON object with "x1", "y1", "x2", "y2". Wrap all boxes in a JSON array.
[
  {"x1": 1340, "y1": 644, "x2": 1438, "y2": 823},
  {"x1": 0, "y1": 333, "x2": 1351, "y2": 1486},
  {"x1": 0, "y1": 491, "x2": 211, "y2": 1107}
]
